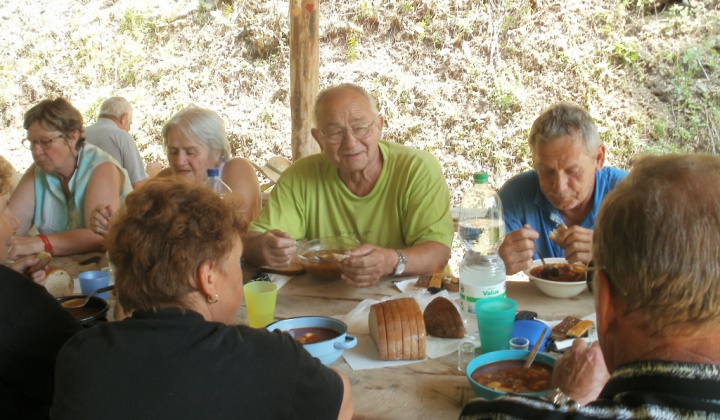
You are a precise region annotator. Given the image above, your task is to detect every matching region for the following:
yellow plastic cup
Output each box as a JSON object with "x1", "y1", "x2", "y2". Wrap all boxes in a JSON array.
[{"x1": 243, "y1": 281, "x2": 278, "y2": 328}]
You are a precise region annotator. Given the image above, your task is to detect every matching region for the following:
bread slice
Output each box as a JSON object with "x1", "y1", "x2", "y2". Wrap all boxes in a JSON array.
[
  {"x1": 44, "y1": 267, "x2": 74, "y2": 298},
  {"x1": 413, "y1": 299, "x2": 427, "y2": 359},
  {"x1": 423, "y1": 297, "x2": 465, "y2": 338},
  {"x1": 549, "y1": 224, "x2": 568, "y2": 247},
  {"x1": 386, "y1": 299, "x2": 401, "y2": 360},
  {"x1": 393, "y1": 298, "x2": 412, "y2": 360},
  {"x1": 551, "y1": 316, "x2": 580, "y2": 341},
  {"x1": 369, "y1": 303, "x2": 388, "y2": 360},
  {"x1": 400, "y1": 298, "x2": 418, "y2": 360}
]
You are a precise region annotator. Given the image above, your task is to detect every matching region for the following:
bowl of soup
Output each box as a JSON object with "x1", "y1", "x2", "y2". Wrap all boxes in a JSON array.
[
  {"x1": 524, "y1": 258, "x2": 588, "y2": 298},
  {"x1": 297, "y1": 237, "x2": 360, "y2": 282},
  {"x1": 466, "y1": 350, "x2": 557, "y2": 400},
  {"x1": 56, "y1": 295, "x2": 109, "y2": 325},
  {"x1": 267, "y1": 316, "x2": 358, "y2": 365}
]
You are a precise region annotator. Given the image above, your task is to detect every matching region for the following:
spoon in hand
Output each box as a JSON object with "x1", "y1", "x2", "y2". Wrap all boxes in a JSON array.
[
  {"x1": 61, "y1": 285, "x2": 115, "y2": 309},
  {"x1": 524, "y1": 327, "x2": 548, "y2": 369}
]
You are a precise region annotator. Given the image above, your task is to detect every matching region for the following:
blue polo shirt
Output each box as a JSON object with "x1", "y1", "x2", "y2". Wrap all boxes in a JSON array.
[{"x1": 498, "y1": 167, "x2": 627, "y2": 259}]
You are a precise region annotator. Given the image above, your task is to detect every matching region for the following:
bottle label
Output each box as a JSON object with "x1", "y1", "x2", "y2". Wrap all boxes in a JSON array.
[{"x1": 460, "y1": 281, "x2": 506, "y2": 313}]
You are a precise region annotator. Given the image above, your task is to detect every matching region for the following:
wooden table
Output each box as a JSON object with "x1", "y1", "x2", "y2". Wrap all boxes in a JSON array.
[
  {"x1": 239, "y1": 267, "x2": 595, "y2": 419},
  {"x1": 55, "y1": 255, "x2": 595, "y2": 419}
]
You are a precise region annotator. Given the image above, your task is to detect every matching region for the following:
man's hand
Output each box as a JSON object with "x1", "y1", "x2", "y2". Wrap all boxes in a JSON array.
[
  {"x1": 553, "y1": 225, "x2": 593, "y2": 265},
  {"x1": 340, "y1": 244, "x2": 396, "y2": 288},
  {"x1": 8, "y1": 254, "x2": 47, "y2": 284},
  {"x1": 551, "y1": 339, "x2": 609, "y2": 405},
  {"x1": 498, "y1": 224, "x2": 537, "y2": 275},
  {"x1": 258, "y1": 229, "x2": 297, "y2": 268},
  {"x1": 90, "y1": 204, "x2": 113, "y2": 239}
]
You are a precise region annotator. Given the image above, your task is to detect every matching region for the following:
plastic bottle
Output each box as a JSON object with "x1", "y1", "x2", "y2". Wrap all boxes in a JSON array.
[
  {"x1": 205, "y1": 168, "x2": 232, "y2": 199},
  {"x1": 458, "y1": 172, "x2": 507, "y2": 342}
]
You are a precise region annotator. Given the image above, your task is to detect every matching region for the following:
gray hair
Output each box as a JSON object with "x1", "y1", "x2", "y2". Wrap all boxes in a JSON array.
[
  {"x1": 313, "y1": 83, "x2": 379, "y2": 126},
  {"x1": 594, "y1": 153, "x2": 720, "y2": 337},
  {"x1": 98, "y1": 97, "x2": 133, "y2": 120},
  {"x1": 161, "y1": 107, "x2": 230, "y2": 164},
  {"x1": 528, "y1": 102, "x2": 601, "y2": 156}
]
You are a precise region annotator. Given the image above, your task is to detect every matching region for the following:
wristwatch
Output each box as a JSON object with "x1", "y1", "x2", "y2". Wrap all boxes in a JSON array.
[
  {"x1": 544, "y1": 388, "x2": 579, "y2": 408},
  {"x1": 393, "y1": 250, "x2": 406, "y2": 276}
]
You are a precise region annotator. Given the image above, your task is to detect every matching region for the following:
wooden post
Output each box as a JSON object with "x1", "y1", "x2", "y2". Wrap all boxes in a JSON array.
[{"x1": 289, "y1": 0, "x2": 320, "y2": 161}]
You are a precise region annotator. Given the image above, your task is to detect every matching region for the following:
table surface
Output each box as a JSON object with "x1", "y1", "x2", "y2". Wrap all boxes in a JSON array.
[{"x1": 54, "y1": 253, "x2": 595, "y2": 420}]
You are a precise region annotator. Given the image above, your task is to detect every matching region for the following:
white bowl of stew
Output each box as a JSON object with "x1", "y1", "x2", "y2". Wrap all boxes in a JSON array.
[
  {"x1": 267, "y1": 316, "x2": 358, "y2": 365},
  {"x1": 524, "y1": 258, "x2": 588, "y2": 299}
]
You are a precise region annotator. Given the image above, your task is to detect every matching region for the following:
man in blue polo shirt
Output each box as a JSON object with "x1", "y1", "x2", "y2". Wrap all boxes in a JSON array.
[{"x1": 498, "y1": 103, "x2": 626, "y2": 275}]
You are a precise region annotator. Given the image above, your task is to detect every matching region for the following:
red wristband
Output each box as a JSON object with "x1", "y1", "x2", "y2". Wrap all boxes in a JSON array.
[{"x1": 38, "y1": 234, "x2": 54, "y2": 256}]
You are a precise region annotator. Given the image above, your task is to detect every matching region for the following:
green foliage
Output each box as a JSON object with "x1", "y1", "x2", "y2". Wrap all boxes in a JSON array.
[{"x1": 610, "y1": 39, "x2": 639, "y2": 65}]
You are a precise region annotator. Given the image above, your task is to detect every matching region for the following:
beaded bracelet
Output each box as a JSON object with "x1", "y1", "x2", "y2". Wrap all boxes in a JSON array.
[{"x1": 38, "y1": 234, "x2": 55, "y2": 256}]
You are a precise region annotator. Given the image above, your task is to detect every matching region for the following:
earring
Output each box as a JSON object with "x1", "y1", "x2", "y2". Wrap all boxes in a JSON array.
[{"x1": 207, "y1": 294, "x2": 219, "y2": 304}]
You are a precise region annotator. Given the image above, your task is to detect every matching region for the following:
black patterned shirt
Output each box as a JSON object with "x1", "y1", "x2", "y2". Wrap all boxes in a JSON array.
[{"x1": 460, "y1": 360, "x2": 720, "y2": 419}]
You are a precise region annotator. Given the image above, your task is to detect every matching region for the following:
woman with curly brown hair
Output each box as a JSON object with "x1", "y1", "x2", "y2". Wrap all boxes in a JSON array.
[{"x1": 52, "y1": 177, "x2": 352, "y2": 420}]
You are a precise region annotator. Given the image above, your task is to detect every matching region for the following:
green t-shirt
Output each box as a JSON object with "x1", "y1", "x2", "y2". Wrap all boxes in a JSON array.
[{"x1": 250, "y1": 141, "x2": 454, "y2": 249}]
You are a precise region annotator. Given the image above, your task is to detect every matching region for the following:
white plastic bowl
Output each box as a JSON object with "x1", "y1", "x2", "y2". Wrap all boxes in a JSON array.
[{"x1": 524, "y1": 258, "x2": 588, "y2": 299}]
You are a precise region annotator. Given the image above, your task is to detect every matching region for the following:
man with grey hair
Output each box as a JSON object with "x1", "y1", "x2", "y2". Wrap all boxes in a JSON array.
[
  {"x1": 85, "y1": 97, "x2": 157, "y2": 189},
  {"x1": 460, "y1": 153, "x2": 720, "y2": 418},
  {"x1": 498, "y1": 102, "x2": 627, "y2": 275},
  {"x1": 244, "y1": 83, "x2": 454, "y2": 288}
]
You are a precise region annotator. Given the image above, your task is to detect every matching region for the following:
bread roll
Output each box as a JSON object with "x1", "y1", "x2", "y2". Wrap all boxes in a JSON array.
[
  {"x1": 423, "y1": 297, "x2": 465, "y2": 338},
  {"x1": 44, "y1": 267, "x2": 74, "y2": 298}
]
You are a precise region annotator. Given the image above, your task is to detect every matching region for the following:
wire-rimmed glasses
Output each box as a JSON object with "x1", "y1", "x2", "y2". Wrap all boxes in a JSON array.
[
  {"x1": 318, "y1": 119, "x2": 377, "y2": 145},
  {"x1": 22, "y1": 134, "x2": 64, "y2": 150}
]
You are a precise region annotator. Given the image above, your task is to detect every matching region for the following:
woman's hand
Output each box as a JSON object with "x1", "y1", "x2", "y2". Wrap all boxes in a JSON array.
[
  {"x1": 8, "y1": 235, "x2": 43, "y2": 260},
  {"x1": 8, "y1": 254, "x2": 47, "y2": 284},
  {"x1": 90, "y1": 204, "x2": 113, "y2": 239}
]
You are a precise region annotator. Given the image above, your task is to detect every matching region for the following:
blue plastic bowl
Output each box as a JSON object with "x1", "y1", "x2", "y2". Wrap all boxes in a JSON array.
[
  {"x1": 267, "y1": 316, "x2": 357, "y2": 365},
  {"x1": 466, "y1": 350, "x2": 557, "y2": 400}
]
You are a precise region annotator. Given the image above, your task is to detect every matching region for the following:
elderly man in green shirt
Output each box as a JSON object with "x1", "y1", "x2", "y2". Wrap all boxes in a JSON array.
[{"x1": 243, "y1": 84, "x2": 454, "y2": 287}]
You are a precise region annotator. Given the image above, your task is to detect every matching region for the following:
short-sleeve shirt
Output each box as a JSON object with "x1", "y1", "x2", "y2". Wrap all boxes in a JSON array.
[
  {"x1": 33, "y1": 143, "x2": 132, "y2": 235},
  {"x1": 51, "y1": 308, "x2": 344, "y2": 420},
  {"x1": 250, "y1": 141, "x2": 454, "y2": 249},
  {"x1": 85, "y1": 118, "x2": 148, "y2": 184},
  {"x1": 498, "y1": 167, "x2": 627, "y2": 259}
]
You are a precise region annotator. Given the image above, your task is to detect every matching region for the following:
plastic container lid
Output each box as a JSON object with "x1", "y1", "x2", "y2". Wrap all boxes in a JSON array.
[
  {"x1": 207, "y1": 168, "x2": 220, "y2": 177},
  {"x1": 512, "y1": 320, "x2": 551, "y2": 351},
  {"x1": 473, "y1": 172, "x2": 488, "y2": 184}
]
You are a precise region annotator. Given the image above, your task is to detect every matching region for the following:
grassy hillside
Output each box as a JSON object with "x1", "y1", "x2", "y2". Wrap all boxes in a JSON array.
[{"x1": 2, "y1": 0, "x2": 719, "y2": 206}]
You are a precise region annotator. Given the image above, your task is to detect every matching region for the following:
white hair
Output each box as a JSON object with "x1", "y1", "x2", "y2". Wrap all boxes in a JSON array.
[
  {"x1": 98, "y1": 97, "x2": 133, "y2": 120},
  {"x1": 161, "y1": 106, "x2": 231, "y2": 164}
]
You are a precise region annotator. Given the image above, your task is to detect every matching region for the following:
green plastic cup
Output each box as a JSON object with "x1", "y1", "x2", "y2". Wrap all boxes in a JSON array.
[
  {"x1": 243, "y1": 281, "x2": 278, "y2": 328},
  {"x1": 475, "y1": 297, "x2": 517, "y2": 354}
]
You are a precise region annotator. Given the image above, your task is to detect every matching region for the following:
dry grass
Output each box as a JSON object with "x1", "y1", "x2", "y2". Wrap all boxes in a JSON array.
[{"x1": 2, "y1": 0, "x2": 719, "y2": 270}]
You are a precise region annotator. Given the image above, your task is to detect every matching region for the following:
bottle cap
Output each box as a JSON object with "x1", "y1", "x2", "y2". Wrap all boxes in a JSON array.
[
  {"x1": 207, "y1": 168, "x2": 220, "y2": 177},
  {"x1": 473, "y1": 172, "x2": 488, "y2": 184}
]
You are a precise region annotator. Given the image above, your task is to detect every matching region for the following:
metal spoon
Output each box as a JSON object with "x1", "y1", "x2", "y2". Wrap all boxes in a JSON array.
[
  {"x1": 524, "y1": 327, "x2": 548, "y2": 369},
  {"x1": 535, "y1": 244, "x2": 560, "y2": 278},
  {"x1": 61, "y1": 285, "x2": 115, "y2": 309}
]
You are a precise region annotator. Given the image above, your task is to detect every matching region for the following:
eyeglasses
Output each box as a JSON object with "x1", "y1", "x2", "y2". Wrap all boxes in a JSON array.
[
  {"x1": 318, "y1": 119, "x2": 377, "y2": 144},
  {"x1": 22, "y1": 134, "x2": 64, "y2": 150}
]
